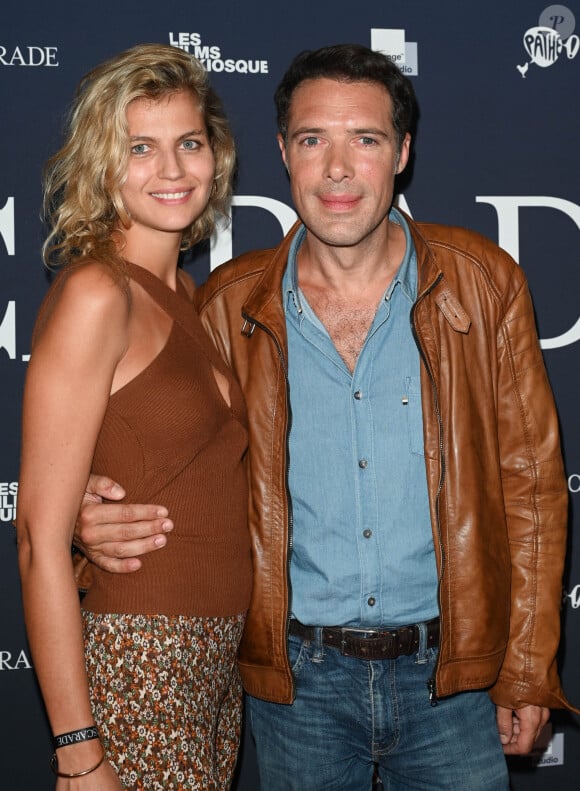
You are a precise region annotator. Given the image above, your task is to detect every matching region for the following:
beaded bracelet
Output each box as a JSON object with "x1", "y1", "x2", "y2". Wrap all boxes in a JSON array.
[
  {"x1": 52, "y1": 725, "x2": 99, "y2": 751},
  {"x1": 50, "y1": 747, "x2": 105, "y2": 778}
]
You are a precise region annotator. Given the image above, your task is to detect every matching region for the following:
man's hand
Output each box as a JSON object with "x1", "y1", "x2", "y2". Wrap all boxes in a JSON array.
[
  {"x1": 74, "y1": 474, "x2": 173, "y2": 573},
  {"x1": 496, "y1": 704, "x2": 550, "y2": 755}
]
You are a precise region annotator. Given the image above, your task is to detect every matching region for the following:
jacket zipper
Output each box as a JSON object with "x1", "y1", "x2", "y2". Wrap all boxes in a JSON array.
[
  {"x1": 410, "y1": 273, "x2": 445, "y2": 706},
  {"x1": 242, "y1": 312, "x2": 296, "y2": 700}
]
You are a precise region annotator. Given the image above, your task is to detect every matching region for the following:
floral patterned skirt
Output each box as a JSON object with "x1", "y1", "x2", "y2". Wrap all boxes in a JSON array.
[{"x1": 82, "y1": 610, "x2": 245, "y2": 790}]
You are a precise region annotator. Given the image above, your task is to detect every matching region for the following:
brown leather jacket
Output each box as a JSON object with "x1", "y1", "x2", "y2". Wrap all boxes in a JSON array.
[{"x1": 196, "y1": 215, "x2": 570, "y2": 709}]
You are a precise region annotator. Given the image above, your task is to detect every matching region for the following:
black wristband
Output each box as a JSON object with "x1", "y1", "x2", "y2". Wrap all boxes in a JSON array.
[{"x1": 52, "y1": 725, "x2": 99, "y2": 751}]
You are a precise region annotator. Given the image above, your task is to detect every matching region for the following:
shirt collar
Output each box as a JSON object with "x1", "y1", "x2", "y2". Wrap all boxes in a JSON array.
[
  {"x1": 283, "y1": 224, "x2": 307, "y2": 314},
  {"x1": 389, "y1": 206, "x2": 417, "y2": 304}
]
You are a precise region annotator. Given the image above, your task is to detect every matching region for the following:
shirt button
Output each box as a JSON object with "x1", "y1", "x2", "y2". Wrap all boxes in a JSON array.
[
  {"x1": 367, "y1": 597, "x2": 376, "y2": 607},
  {"x1": 354, "y1": 390, "x2": 362, "y2": 400},
  {"x1": 358, "y1": 459, "x2": 368, "y2": 469},
  {"x1": 363, "y1": 529, "x2": 372, "y2": 539}
]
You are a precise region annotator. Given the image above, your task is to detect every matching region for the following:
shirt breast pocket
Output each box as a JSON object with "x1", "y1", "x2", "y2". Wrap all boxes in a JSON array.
[{"x1": 405, "y1": 376, "x2": 425, "y2": 457}]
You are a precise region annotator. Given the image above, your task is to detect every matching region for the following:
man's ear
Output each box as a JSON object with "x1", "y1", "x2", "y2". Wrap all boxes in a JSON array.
[
  {"x1": 277, "y1": 133, "x2": 289, "y2": 172},
  {"x1": 395, "y1": 133, "x2": 411, "y2": 175}
]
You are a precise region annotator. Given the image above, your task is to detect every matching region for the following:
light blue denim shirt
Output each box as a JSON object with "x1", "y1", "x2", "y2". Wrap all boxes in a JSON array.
[{"x1": 284, "y1": 208, "x2": 439, "y2": 627}]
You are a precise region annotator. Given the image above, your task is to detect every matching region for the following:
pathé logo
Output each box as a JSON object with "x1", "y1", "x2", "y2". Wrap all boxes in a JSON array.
[{"x1": 517, "y1": 4, "x2": 579, "y2": 76}]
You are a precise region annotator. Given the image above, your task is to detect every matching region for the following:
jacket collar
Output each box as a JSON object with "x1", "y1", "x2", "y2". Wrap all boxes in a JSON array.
[
  {"x1": 404, "y1": 212, "x2": 441, "y2": 298},
  {"x1": 241, "y1": 210, "x2": 469, "y2": 336},
  {"x1": 241, "y1": 220, "x2": 302, "y2": 343}
]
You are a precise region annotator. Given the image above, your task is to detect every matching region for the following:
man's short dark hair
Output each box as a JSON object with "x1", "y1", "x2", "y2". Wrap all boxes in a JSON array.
[{"x1": 275, "y1": 43, "x2": 417, "y2": 151}]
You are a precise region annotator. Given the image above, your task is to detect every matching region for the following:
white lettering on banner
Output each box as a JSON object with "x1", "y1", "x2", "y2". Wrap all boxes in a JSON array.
[
  {"x1": 167, "y1": 35, "x2": 221, "y2": 60},
  {"x1": 168, "y1": 32, "x2": 269, "y2": 75},
  {"x1": 0, "y1": 303, "x2": 29, "y2": 362},
  {"x1": 0, "y1": 46, "x2": 59, "y2": 67},
  {"x1": 169, "y1": 32, "x2": 202, "y2": 47},
  {"x1": 0, "y1": 197, "x2": 15, "y2": 255},
  {"x1": 210, "y1": 197, "x2": 298, "y2": 271},
  {"x1": 569, "y1": 474, "x2": 580, "y2": 493},
  {"x1": 475, "y1": 196, "x2": 580, "y2": 349},
  {"x1": 565, "y1": 584, "x2": 580, "y2": 608},
  {"x1": 204, "y1": 59, "x2": 268, "y2": 74},
  {"x1": 564, "y1": 584, "x2": 580, "y2": 608},
  {"x1": 0, "y1": 301, "x2": 16, "y2": 359},
  {"x1": 0, "y1": 482, "x2": 18, "y2": 523},
  {"x1": 0, "y1": 650, "x2": 32, "y2": 670},
  {"x1": 191, "y1": 46, "x2": 221, "y2": 60}
]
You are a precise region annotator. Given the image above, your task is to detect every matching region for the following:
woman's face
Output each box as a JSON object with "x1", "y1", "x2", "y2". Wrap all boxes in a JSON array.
[{"x1": 120, "y1": 89, "x2": 215, "y2": 242}]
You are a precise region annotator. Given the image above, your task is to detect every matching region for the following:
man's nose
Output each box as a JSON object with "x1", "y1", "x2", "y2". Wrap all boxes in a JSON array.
[{"x1": 324, "y1": 142, "x2": 354, "y2": 181}]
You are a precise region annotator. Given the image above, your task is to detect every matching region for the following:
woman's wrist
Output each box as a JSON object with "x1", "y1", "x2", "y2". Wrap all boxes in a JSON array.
[
  {"x1": 50, "y1": 744, "x2": 105, "y2": 778},
  {"x1": 51, "y1": 726, "x2": 105, "y2": 776},
  {"x1": 53, "y1": 724, "x2": 99, "y2": 752}
]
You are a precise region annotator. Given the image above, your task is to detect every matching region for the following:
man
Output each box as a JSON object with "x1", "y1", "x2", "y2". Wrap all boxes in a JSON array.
[{"x1": 75, "y1": 45, "x2": 572, "y2": 789}]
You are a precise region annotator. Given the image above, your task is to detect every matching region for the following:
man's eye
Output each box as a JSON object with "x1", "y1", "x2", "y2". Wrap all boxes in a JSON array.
[
  {"x1": 360, "y1": 137, "x2": 377, "y2": 145},
  {"x1": 302, "y1": 137, "x2": 320, "y2": 147}
]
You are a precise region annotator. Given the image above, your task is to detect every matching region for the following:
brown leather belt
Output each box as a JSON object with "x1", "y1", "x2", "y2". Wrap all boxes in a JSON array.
[{"x1": 289, "y1": 617, "x2": 439, "y2": 660}]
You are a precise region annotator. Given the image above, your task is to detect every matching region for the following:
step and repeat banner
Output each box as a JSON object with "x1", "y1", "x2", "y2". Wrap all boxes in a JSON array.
[{"x1": 1, "y1": 1, "x2": 579, "y2": 788}]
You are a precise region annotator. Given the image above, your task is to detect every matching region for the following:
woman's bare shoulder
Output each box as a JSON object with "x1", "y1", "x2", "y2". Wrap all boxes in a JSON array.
[{"x1": 33, "y1": 260, "x2": 130, "y2": 347}]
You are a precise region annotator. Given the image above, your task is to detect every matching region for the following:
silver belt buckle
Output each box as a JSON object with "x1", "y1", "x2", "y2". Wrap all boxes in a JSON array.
[{"x1": 341, "y1": 626, "x2": 393, "y2": 642}]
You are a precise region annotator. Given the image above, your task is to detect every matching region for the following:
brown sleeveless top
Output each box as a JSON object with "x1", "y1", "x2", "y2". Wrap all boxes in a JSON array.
[{"x1": 82, "y1": 263, "x2": 251, "y2": 616}]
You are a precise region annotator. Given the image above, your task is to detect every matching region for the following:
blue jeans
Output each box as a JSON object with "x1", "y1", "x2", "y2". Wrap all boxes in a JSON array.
[{"x1": 247, "y1": 627, "x2": 509, "y2": 790}]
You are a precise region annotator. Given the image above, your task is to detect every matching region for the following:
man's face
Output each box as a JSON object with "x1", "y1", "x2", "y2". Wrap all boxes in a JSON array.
[{"x1": 278, "y1": 78, "x2": 410, "y2": 252}]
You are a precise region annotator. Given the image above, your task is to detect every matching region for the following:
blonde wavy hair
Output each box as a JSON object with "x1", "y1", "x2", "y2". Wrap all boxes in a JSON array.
[{"x1": 43, "y1": 43, "x2": 236, "y2": 272}]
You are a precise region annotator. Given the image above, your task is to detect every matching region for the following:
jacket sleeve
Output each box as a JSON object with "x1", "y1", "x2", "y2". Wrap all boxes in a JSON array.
[{"x1": 490, "y1": 270, "x2": 571, "y2": 710}]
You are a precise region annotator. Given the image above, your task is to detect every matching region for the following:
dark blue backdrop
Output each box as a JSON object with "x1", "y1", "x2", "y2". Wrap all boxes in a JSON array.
[{"x1": 1, "y1": 1, "x2": 579, "y2": 788}]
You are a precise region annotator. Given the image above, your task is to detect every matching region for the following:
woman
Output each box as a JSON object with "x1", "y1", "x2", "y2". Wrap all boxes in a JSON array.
[{"x1": 16, "y1": 43, "x2": 252, "y2": 790}]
